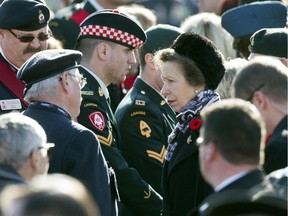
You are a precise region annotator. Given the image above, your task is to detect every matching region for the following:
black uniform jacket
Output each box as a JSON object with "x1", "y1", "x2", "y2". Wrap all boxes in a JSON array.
[
  {"x1": 23, "y1": 102, "x2": 115, "y2": 216},
  {"x1": 0, "y1": 54, "x2": 28, "y2": 114},
  {"x1": 77, "y1": 67, "x2": 163, "y2": 216},
  {"x1": 264, "y1": 115, "x2": 287, "y2": 174},
  {"x1": 161, "y1": 123, "x2": 213, "y2": 216},
  {"x1": 115, "y1": 78, "x2": 176, "y2": 195}
]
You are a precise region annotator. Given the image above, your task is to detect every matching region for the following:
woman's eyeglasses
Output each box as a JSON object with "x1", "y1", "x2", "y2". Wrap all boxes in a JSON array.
[{"x1": 9, "y1": 29, "x2": 52, "y2": 43}]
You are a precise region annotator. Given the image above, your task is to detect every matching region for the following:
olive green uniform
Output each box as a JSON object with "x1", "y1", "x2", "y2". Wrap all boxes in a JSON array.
[{"x1": 115, "y1": 78, "x2": 177, "y2": 195}]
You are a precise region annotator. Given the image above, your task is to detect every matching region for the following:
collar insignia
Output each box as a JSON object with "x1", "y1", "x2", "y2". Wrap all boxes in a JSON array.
[{"x1": 98, "y1": 87, "x2": 104, "y2": 97}]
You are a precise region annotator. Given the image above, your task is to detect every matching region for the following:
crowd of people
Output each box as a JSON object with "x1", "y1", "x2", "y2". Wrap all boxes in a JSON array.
[{"x1": 0, "y1": 0, "x2": 287, "y2": 215}]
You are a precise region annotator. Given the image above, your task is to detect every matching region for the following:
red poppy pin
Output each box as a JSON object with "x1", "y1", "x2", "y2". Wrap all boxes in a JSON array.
[{"x1": 189, "y1": 118, "x2": 202, "y2": 131}]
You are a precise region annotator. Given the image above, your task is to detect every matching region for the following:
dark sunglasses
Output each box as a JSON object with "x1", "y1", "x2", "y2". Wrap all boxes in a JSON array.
[{"x1": 9, "y1": 29, "x2": 52, "y2": 43}]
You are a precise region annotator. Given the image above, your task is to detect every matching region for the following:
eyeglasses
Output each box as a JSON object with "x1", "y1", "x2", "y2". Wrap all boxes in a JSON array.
[
  {"x1": 9, "y1": 29, "x2": 52, "y2": 43},
  {"x1": 246, "y1": 83, "x2": 265, "y2": 102},
  {"x1": 69, "y1": 72, "x2": 87, "y2": 89}
]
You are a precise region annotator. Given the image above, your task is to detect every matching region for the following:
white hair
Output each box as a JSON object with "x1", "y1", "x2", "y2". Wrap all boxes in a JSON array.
[{"x1": 0, "y1": 113, "x2": 47, "y2": 170}]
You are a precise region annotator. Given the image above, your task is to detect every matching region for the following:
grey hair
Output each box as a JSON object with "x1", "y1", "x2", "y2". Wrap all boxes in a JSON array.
[
  {"x1": 24, "y1": 74, "x2": 61, "y2": 103},
  {"x1": 0, "y1": 113, "x2": 47, "y2": 170}
]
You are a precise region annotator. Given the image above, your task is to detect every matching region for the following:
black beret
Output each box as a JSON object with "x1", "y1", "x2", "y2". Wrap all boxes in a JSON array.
[
  {"x1": 142, "y1": 24, "x2": 183, "y2": 54},
  {"x1": 171, "y1": 32, "x2": 225, "y2": 90},
  {"x1": 78, "y1": 9, "x2": 147, "y2": 49},
  {"x1": 250, "y1": 28, "x2": 288, "y2": 58},
  {"x1": 17, "y1": 49, "x2": 82, "y2": 91},
  {"x1": 221, "y1": 1, "x2": 287, "y2": 38},
  {"x1": 0, "y1": 0, "x2": 50, "y2": 31}
]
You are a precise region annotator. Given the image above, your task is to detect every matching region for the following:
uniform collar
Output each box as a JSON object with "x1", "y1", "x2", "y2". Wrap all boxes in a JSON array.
[
  {"x1": 135, "y1": 78, "x2": 168, "y2": 106},
  {"x1": 80, "y1": 65, "x2": 109, "y2": 99}
]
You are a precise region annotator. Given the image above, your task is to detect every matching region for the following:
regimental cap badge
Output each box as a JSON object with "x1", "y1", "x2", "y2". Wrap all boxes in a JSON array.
[
  {"x1": 38, "y1": 9, "x2": 45, "y2": 24},
  {"x1": 98, "y1": 87, "x2": 104, "y2": 97}
]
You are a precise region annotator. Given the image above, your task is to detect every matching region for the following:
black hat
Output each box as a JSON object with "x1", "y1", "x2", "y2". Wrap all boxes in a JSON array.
[
  {"x1": 17, "y1": 49, "x2": 82, "y2": 93},
  {"x1": 142, "y1": 24, "x2": 183, "y2": 54},
  {"x1": 0, "y1": 0, "x2": 50, "y2": 31},
  {"x1": 171, "y1": 32, "x2": 225, "y2": 90},
  {"x1": 221, "y1": 1, "x2": 287, "y2": 38},
  {"x1": 250, "y1": 28, "x2": 288, "y2": 58},
  {"x1": 78, "y1": 9, "x2": 146, "y2": 49}
]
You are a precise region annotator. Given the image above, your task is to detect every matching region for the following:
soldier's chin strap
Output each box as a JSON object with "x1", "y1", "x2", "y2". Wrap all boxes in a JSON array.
[{"x1": 0, "y1": 61, "x2": 28, "y2": 106}]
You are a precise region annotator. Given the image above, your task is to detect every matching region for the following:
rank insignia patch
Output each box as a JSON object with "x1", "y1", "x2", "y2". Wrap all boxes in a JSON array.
[
  {"x1": 140, "y1": 120, "x2": 151, "y2": 138},
  {"x1": 89, "y1": 111, "x2": 105, "y2": 131},
  {"x1": 146, "y1": 146, "x2": 166, "y2": 164},
  {"x1": 135, "y1": 100, "x2": 145, "y2": 106},
  {"x1": 81, "y1": 91, "x2": 94, "y2": 95}
]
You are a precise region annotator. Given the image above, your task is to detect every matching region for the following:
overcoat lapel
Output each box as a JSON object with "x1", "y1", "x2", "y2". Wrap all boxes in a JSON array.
[{"x1": 167, "y1": 130, "x2": 199, "y2": 175}]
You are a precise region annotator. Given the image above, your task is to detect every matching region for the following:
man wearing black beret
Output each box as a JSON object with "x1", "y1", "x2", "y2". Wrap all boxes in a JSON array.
[
  {"x1": 75, "y1": 9, "x2": 162, "y2": 216},
  {"x1": 249, "y1": 28, "x2": 288, "y2": 67},
  {"x1": 0, "y1": 0, "x2": 51, "y2": 115},
  {"x1": 17, "y1": 49, "x2": 117, "y2": 216}
]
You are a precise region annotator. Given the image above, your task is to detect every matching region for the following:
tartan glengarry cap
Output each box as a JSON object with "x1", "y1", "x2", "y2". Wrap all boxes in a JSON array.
[
  {"x1": 0, "y1": 0, "x2": 50, "y2": 31},
  {"x1": 17, "y1": 49, "x2": 82, "y2": 91},
  {"x1": 221, "y1": 1, "x2": 287, "y2": 38},
  {"x1": 78, "y1": 9, "x2": 147, "y2": 49},
  {"x1": 250, "y1": 28, "x2": 288, "y2": 59}
]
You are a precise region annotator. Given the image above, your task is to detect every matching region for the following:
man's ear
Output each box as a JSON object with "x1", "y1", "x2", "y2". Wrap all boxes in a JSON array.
[
  {"x1": 29, "y1": 149, "x2": 39, "y2": 170},
  {"x1": 205, "y1": 142, "x2": 217, "y2": 163},
  {"x1": 0, "y1": 29, "x2": 4, "y2": 38},
  {"x1": 60, "y1": 72, "x2": 70, "y2": 93},
  {"x1": 252, "y1": 91, "x2": 266, "y2": 110},
  {"x1": 97, "y1": 43, "x2": 111, "y2": 60},
  {"x1": 145, "y1": 53, "x2": 155, "y2": 70}
]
